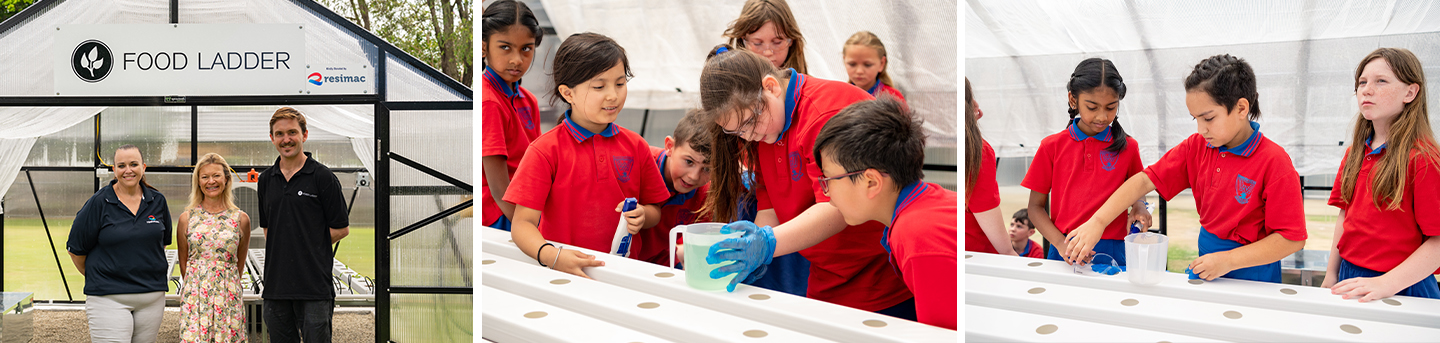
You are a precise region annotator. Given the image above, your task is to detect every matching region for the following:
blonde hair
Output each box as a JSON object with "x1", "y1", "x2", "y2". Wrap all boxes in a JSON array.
[
  {"x1": 723, "y1": 0, "x2": 808, "y2": 74},
  {"x1": 186, "y1": 153, "x2": 239, "y2": 211},
  {"x1": 1338, "y1": 47, "x2": 1440, "y2": 211},
  {"x1": 842, "y1": 31, "x2": 892, "y2": 87}
]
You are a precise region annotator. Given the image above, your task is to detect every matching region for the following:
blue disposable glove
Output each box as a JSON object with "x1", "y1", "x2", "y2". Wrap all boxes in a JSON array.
[{"x1": 706, "y1": 220, "x2": 776, "y2": 292}]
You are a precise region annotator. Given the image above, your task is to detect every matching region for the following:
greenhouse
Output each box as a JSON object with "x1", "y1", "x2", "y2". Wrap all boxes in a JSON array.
[{"x1": 0, "y1": 0, "x2": 472, "y2": 341}]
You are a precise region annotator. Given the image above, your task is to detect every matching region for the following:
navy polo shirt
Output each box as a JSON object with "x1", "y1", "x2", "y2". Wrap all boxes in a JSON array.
[
  {"x1": 66, "y1": 181, "x2": 173, "y2": 296},
  {"x1": 258, "y1": 152, "x2": 349, "y2": 300}
]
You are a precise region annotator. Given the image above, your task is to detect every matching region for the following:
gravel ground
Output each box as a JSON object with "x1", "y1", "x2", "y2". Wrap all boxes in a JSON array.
[{"x1": 28, "y1": 307, "x2": 374, "y2": 342}]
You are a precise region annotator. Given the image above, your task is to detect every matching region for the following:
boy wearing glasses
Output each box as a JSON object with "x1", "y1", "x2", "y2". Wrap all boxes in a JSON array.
[{"x1": 813, "y1": 97, "x2": 956, "y2": 330}]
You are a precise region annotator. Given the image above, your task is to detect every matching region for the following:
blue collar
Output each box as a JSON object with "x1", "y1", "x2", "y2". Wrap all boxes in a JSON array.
[
  {"x1": 776, "y1": 68, "x2": 804, "y2": 141},
  {"x1": 852, "y1": 80, "x2": 882, "y2": 96},
  {"x1": 561, "y1": 110, "x2": 619, "y2": 143},
  {"x1": 1206, "y1": 121, "x2": 1263, "y2": 157},
  {"x1": 1364, "y1": 136, "x2": 1388, "y2": 156},
  {"x1": 1067, "y1": 118, "x2": 1113, "y2": 142},
  {"x1": 882, "y1": 181, "x2": 927, "y2": 278},
  {"x1": 655, "y1": 150, "x2": 698, "y2": 206},
  {"x1": 483, "y1": 66, "x2": 522, "y2": 98}
]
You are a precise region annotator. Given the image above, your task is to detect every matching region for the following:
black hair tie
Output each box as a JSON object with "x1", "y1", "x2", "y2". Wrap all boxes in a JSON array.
[{"x1": 536, "y1": 243, "x2": 556, "y2": 267}]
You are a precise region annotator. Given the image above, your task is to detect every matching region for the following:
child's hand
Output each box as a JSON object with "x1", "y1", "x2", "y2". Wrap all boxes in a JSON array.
[
  {"x1": 1331, "y1": 276, "x2": 1404, "y2": 302},
  {"x1": 1063, "y1": 222, "x2": 1104, "y2": 265},
  {"x1": 615, "y1": 201, "x2": 646, "y2": 234},
  {"x1": 552, "y1": 248, "x2": 605, "y2": 279},
  {"x1": 1188, "y1": 251, "x2": 1238, "y2": 281},
  {"x1": 1129, "y1": 209, "x2": 1153, "y2": 232}
]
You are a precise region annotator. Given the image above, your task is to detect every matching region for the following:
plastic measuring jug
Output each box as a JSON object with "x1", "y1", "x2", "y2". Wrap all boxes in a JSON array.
[
  {"x1": 1125, "y1": 232, "x2": 1169, "y2": 285},
  {"x1": 669, "y1": 223, "x2": 743, "y2": 291}
]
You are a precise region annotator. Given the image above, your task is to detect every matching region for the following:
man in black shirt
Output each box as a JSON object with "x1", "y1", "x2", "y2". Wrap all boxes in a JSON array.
[{"x1": 259, "y1": 107, "x2": 350, "y2": 343}]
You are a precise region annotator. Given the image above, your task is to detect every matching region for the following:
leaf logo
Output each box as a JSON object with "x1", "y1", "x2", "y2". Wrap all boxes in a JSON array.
[{"x1": 70, "y1": 40, "x2": 113, "y2": 83}]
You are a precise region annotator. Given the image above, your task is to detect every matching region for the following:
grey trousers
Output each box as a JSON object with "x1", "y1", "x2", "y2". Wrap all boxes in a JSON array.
[{"x1": 85, "y1": 291, "x2": 165, "y2": 343}]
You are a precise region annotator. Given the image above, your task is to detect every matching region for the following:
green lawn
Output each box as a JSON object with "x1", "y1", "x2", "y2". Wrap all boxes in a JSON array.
[
  {"x1": 3, "y1": 218, "x2": 376, "y2": 301},
  {"x1": 1168, "y1": 244, "x2": 1199, "y2": 273}
]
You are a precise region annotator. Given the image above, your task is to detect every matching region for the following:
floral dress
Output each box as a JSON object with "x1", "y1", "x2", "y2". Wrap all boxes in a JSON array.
[{"x1": 179, "y1": 208, "x2": 247, "y2": 342}]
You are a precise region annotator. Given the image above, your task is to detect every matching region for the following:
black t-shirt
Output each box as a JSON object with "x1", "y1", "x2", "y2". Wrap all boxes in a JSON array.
[
  {"x1": 66, "y1": 181, "x2": 173, "y2": 296},
  {"x1": 259, "y1": 152, "x2": 349, "y2": 300}
]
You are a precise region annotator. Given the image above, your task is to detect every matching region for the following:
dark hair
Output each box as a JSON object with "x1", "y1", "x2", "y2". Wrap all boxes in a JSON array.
[
  {"x1": 1012, "y1": 208, "x2": 1033, "y2": 229},
  {"x1": 1184, "y1": 54, "x2": 1260, "y2": 120},
  {"x1": 1067, "y1": 58, "x2": 1129, "y2": 153},
  {"x1": 813, "y1": 96, "x2": 925, "y2": 191},
  {"x1": 114, "y1": 144, "x2": 156, "y2": 190},
  {"x1": 549, "y1": 32, "x2": 632, "y2": 118},
  {"x1": 673, "y1": 109, "x2": 713, "y2": 160},
  {"x1": 965, "y1": 77, "x2": 982, "y2": 196},
  {"x1": 697, "y1": 45, "x2": 789, "y2": 222},
  {"x1": 481, "y1": 0, "x2": 543, "y2": 60}
]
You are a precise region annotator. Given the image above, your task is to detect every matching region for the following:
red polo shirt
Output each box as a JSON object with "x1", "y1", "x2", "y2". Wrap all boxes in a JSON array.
[
  {"x1": 633, "y1": 146, "x2": 711, "y2": 267},
  {"x1": 504, "y1": 113, "x2": 671, "y2": 252},
  {"x1": 481, "y1": 66, "x2": 542, "y2": 226},
  {"x1": 1023, "y1": 239, "x2": 1045, "y2": 258},
  {"x1": 887, "y1": 181, "x2": 958, "y2": 330},
  {"x1": 859, "y1": 81, "x2": 908, "y2": 108},
  {"x1": 966, "y1": 140, "x2": 1002, "y2": 253},
  {"x1": 1143, "y1": 122, "x2": 1307, "y2": 245},
  {"x1": 1328, "y1": 139, "x2": 1440, "y2": 274},
  {"x1": 752, "y1": 69, "x2": 911, "y2": 312},
  {"x1": 1021, "y1": 119, "x2": 1143, "y2": 240}
]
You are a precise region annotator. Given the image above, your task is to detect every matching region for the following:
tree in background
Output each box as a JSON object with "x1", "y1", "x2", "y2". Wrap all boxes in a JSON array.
[
  {"x1": 319, "y1": 0, "x2": 473, "y2": 87},
  {"x1": 1, "y1": 0, "x2": 36, "y2": 23}
]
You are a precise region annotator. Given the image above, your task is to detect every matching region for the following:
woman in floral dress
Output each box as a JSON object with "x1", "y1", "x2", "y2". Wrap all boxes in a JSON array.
[{"x1": 177, "y1": 153, "x2": 251, "y2": 342}]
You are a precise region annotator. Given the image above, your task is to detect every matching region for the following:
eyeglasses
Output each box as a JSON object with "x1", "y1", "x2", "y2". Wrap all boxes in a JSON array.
[
  {"x1": 745, "y1": 37, "x2": 792, "y2": 53},
  {"x1": 819, "y1": 170, "x2": 866, "y2": 195},
  {"x1": 722, "y1": 100, "x2": 765, "y2": 137}
]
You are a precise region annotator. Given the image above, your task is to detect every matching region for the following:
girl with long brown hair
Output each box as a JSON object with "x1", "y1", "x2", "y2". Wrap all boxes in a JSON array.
[
  {"x1": 724, "y1": 0, "x2": 808, "y2": 73},
  {"x1": 964, "y1": 78, "x2": 1017, "y2": 256},
  {"x1": 1325, "y1": 47, "x2": 1440, "y2": 301}
]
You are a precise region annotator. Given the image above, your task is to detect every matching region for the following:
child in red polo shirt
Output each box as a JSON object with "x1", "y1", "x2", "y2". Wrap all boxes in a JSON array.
[
  {"x1": 807, "y1": 97, "x2": 955, "y2": 330},
  {"x1": 1009, "y1": 209, "x2": 1045, "y2": 259},
  {"x1": 506, "y1": 33, "x2": 671, "y2": 279},
  {"x1": 695, "y1": 45, "x2": 915, "y2": 319},
  {"x1": 1325, "y1": 48, "x2": 1440, "y2": 301},
  {"x1": 842, "y1": 31, "x2": 907, "y2": 107},
  {"x1": 1022, "y1": 58, "x2": 1150, "y2": 266},
  {"x1": 480, "y1": 0, "x2": 543, "y2": 232},
  {"x1": 634, "y1": 110, "x2": 714, "y2": 267},
  {"x1": 1067, "y1": 54, "x2": 1307, "y2": 283},
  {"x1": 965, "y1": 78, "x2": 1019, "y2": 256}
]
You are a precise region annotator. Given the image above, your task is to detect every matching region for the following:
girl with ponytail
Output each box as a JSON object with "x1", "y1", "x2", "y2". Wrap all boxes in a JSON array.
[{"x1": 1021, "y1": 58, "x2": 1150, "y2": 265}]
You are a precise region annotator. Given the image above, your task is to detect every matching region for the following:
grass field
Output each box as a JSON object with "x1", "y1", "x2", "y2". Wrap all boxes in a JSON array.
[{"x1": 3, "y1": 218, "x2": 375, "y2": 301}]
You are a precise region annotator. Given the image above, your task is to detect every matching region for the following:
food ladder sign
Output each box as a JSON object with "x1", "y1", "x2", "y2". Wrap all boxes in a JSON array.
[{"x1": 54, "y1": 24, "x2": 307, "y2": 96}]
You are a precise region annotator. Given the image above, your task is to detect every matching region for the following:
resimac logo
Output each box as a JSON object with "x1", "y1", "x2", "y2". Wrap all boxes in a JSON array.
[
  {"x1": 307, "y1": 71, "x2": 366, "y2": 86},
  {"x1": 71, "y1": 40, "x2": 113, "y2": 82}
]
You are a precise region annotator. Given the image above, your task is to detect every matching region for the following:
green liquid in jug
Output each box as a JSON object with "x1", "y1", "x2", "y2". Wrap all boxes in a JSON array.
[{"x1": 684, "y1": 241, "x2": 737, "y2": 291}]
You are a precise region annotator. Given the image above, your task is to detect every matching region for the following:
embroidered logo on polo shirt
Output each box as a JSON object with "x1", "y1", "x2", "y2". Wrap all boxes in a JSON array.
[
  {"x1": 297, "y1": 190, "x2": 318, "y2": 198},
  {"x1": 675, "y1": 209, "x2": 696, "y2": 226},
  {"x1": 788, "y1": 151, "x2": 803, "y2": 181},
  {"x1": 1235, "y1": 174, "x2": 1256, "y2": 204},
  {"x1": 613, "y1": 156, "x2": 634, "y2": 183},
  {"x1": 518, "y1": 107, "x2": 536, "y2": 130},
  {"x1": 1099, "y1": 150, "x2": 1118, "y2": 171},
  {"x1": 146, "y1": 215, "x2": 161, "y2": 224}
]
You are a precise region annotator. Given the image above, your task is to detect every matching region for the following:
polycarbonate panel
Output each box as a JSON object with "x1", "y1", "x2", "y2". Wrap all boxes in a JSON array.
[
  {"x1": 391, "y1": 293, "x2": 473, "y2": 342},
  {"x1": 389, "y1": 216, "x2": 472, "y2": 287},
  {"x1": 384, "y1": 55, "x2": 469, "y2": 102},
  {"x1": 2, "y1": 171, "x2": 92, "y2": 300},
  {"x1": 195, "y1": 106, "x2": 363, "y2": 168},
  {"x1": 388, "y1": 110, "x2": 471, "y2": 186},
  {"x1": 24, "y1": 116, "x2": 96, "y2": 167},
  {"x1": 97, "y1": 107, "x2": 192, "y2": 167}
]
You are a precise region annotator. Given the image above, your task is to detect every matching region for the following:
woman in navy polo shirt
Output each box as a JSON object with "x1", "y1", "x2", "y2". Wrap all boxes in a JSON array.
[{"x1": 66, "y1": 145, "x2": 172, "y2": 343}]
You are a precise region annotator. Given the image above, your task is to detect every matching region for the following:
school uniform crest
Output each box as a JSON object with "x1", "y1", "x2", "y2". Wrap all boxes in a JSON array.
[
  {"x1": 1099, "y1": 150, "x2": 1119, "y2": 171},
  {"x1": 788, "y1": 151, "x2": 803, "y2": 181},
  {"x1": 1234, "y1": 174, "x2": 1256, "y2": 204},
  {"x1": 613, "y1": 156, "x2": 634, "y2": 183},
  {"x1": 676, "y1": 209, "x2": 696, "y2": 226},
  {"x1": 518, "y1": 106, "x2": 536, "y2": 131}
]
